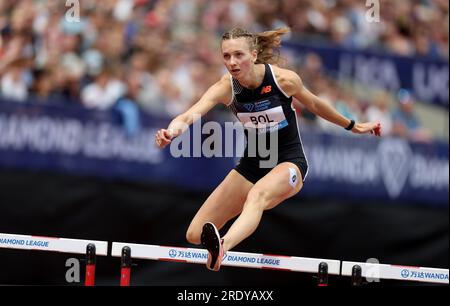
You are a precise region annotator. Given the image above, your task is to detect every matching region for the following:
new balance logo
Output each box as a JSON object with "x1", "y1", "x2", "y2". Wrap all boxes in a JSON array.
[{"x1": 260, "y1": 86, "x2": 272, "y2": 94}]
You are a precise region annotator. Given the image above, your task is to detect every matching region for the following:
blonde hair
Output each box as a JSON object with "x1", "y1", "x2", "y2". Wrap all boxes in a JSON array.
[{"x1": 221, "y1": 27, "x2": 290, "y2": 65}]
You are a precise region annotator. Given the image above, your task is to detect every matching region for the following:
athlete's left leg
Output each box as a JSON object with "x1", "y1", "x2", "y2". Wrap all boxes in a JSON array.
[{"x1": 221, "y1": 162, "x2": 304, "y2": 253}]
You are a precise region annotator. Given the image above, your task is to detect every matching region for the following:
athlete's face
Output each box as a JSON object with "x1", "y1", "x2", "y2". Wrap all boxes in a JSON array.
[{"x1": 221, "y1": 38, "x2": 257, "y2": 78}]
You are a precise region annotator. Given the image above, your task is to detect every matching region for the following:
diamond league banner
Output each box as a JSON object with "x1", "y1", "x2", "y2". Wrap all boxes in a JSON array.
[
  {"x1": 300, "y1": 132, "x2": 449, "y2": 206},
  {"x1": 0, "y1": 100, "x2": 448, "y2": 206},
  {"x1": 0, "y1": 100, "x2": 234, "y2": 191}
]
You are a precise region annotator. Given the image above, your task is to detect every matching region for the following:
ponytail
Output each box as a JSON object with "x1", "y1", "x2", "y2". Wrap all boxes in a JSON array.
[{"x1": 222, "y1": 27, "x2": 290, "y2": 65}]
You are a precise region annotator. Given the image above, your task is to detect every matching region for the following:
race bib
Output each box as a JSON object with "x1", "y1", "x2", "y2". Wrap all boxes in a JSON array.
[{"x1": 237, "y1": 106, "x2": 287, "y2": 130}]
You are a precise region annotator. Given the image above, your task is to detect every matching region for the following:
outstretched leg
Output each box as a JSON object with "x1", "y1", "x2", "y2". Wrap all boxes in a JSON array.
[
  {"x1": 186, "y1": 170, "x2": 253, "y2": 245},
  {"x1": 222, "y1": 162, "x2": 303, "y2": 253}
]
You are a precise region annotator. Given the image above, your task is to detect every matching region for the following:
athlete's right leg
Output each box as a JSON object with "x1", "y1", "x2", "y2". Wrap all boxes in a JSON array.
[{"x1": 186, "y1": 170, "x2": 253, "y2": 245}]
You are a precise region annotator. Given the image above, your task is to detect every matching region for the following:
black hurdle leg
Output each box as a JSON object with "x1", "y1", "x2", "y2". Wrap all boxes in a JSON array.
[
  {"x1": 120, "y1": 246, "x2": 132, "y2": 286},
  {"x1": 351, "y1": 265, "x2": 362, "y2": 287},
  {"x1": 317, "y1": 262, "x2": 329, "y2": 286}
]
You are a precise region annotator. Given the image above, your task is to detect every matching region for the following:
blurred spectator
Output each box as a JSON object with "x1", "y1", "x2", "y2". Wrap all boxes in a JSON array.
[
  {"x1": 365, "y1": 90, "x2": 393, "y2": 136},
  {"x1": 0, "y1": 0, "x2": 447, "y2": 142},
  {"x1": 335, "y1": 92, "x2": 361, "y2": 122},
  {"x1": 1, "y1": 58, "x2": 30, "y2": 101},
  {"x1": 81, "y1": 67, "x2": 126, "y2": 110},
  {"x1": 391, "y1": 89, "x2": 432, "y2": 142},
  {"x1": 30, "y1": 68, "x2": 62, "y2": 104},
  {"x1": 316, "y1": 87, "x2": 362, "y2": 135}
]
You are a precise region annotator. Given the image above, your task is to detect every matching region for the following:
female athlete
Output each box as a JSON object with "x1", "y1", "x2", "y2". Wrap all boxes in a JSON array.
[{"x1": 155, "y1": 27, "x2": 381, "y2": 271}]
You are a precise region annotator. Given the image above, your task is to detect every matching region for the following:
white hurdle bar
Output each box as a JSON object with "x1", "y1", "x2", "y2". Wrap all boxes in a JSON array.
[
  {"x1": 0, "y1": 232, "x2": 108, "y2": 256},
  {"x1": 342, "y1": 261, "x2": 449, "y2": 285},
  {"x1": 1, "y1": 232, "x2": 108, "y2": 286},
  {"x1": 111, "y1": 242, "x2": 341, "y2": 274}
]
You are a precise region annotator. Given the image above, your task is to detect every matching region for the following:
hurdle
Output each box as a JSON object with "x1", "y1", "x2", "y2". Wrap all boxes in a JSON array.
[
  {"x1": 342, "y1": 261, "x2": 449, "y2": 285},
  {"x1": 111, "y1": 242, "x2": 341, "y2": 286},
  {"x1": 0, "y1": 232, "x2": 108, "y2": 286}
]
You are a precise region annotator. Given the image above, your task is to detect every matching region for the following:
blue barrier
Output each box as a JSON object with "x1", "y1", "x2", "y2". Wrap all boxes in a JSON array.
[{"x1": 0, "y1": 100, "x2": 448, "y2": 206}]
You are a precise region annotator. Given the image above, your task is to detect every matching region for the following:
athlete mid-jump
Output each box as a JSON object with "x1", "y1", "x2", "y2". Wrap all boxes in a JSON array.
[{"x1": 155, "y1": 27, "x2": 381, "y2": 271}]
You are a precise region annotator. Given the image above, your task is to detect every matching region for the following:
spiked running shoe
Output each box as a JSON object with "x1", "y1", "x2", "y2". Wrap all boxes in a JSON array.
[{"x1": 201, "y1": 222, "x2": 224, "y2": 271}]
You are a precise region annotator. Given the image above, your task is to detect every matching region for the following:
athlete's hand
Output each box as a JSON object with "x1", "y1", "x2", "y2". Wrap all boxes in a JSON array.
[
  {"x1": 155, "y1": 129, "x2": 174, "y2": 149},
  {"x1": 352, "y1": 122, "x2": 381, "y2": 137}
]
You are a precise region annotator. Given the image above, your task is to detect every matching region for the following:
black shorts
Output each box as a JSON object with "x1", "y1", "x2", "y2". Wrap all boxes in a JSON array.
[{"x1": 234, "y1": 156, "x2": 308, "y2": 184}]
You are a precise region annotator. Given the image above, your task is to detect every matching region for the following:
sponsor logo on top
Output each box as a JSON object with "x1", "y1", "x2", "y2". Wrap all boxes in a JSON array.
[{"x1": 400, "y1": 269, "x2": 449, "y2": 281}]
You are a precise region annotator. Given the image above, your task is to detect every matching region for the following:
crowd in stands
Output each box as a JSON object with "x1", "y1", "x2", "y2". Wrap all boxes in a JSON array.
[{"x1": 1, "y1": 0, "x2": 447, "y2": 141}]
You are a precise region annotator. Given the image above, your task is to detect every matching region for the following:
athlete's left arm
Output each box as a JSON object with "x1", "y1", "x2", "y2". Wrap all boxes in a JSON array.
[{"x1": 278, "y1": 69, "x2": 381, "y2": 136}]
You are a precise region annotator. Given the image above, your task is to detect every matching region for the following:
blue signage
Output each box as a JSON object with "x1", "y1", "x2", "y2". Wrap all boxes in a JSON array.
[
  {"x1": 284, "y1": 41, "x2": 449, "y2": 108},
  {"x1": 0, "y1": 100, "x2": 448, "y2": 206}
]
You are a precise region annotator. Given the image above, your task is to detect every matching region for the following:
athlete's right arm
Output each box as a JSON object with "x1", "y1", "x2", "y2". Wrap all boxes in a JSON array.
[{"x1": 155, "y1": 74, "x2": 231, "y2": 149}]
